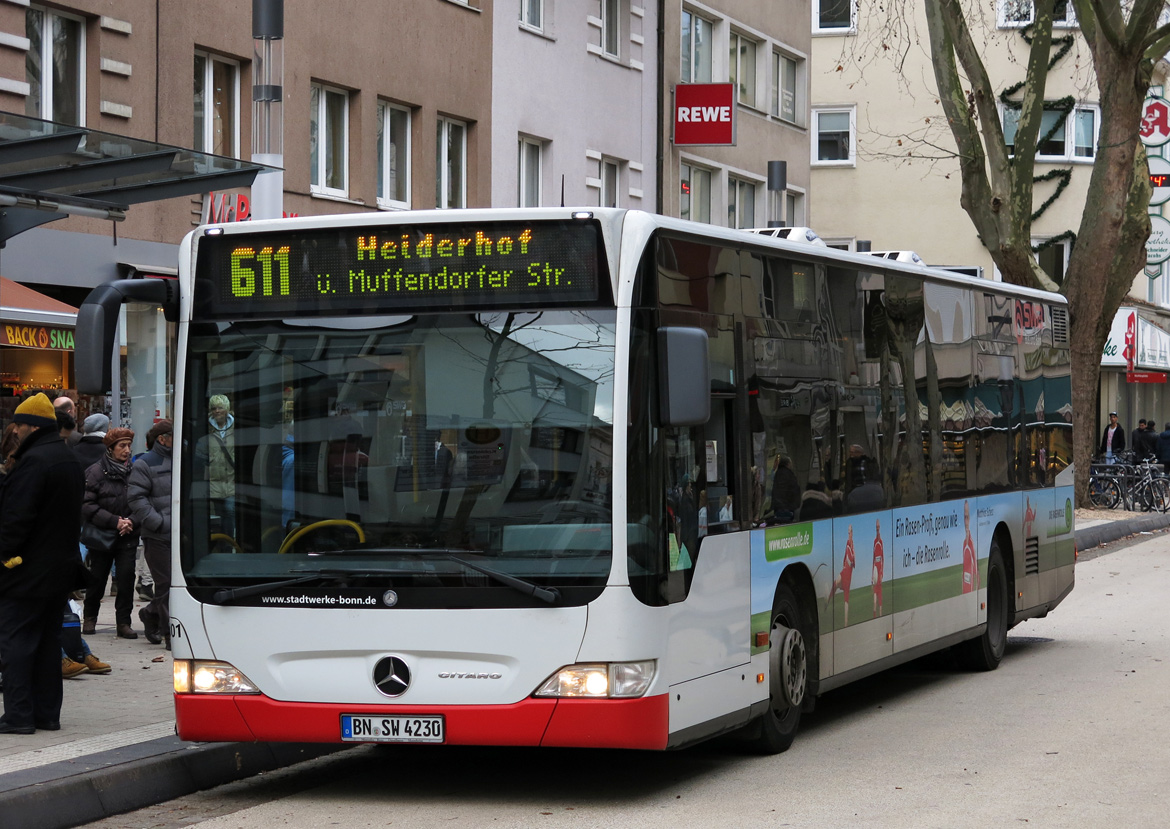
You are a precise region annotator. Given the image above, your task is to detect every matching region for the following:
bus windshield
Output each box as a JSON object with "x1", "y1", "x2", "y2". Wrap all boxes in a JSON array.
[{"x1": 179, "y1": 309, "x2": 616, "y2": 608}]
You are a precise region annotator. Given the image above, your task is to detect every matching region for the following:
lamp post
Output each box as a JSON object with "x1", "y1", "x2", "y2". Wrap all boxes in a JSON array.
[
  {"x1": 767, "y1": 160, "x2": 787, "y2": 228},
  {"x1": 251, "y1": 0, "x2": 284, "y2": 220}
]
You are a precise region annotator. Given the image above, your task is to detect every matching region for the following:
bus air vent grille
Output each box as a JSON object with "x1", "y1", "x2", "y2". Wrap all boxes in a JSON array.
[
  {"x1": 1024, "y1": 536, "x2": 1040, "y2": 575},
  {"x1": 1050, "y1": 307, "x2": 1069, "y2": 344}
]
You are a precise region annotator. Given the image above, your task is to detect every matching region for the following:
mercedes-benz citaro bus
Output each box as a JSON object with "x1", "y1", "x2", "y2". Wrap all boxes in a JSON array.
[{"x1": 75, "y1": 208, "x2": 1074, "y2": 753}]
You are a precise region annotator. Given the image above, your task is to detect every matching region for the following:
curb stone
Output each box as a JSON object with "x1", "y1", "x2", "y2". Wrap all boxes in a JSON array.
[
  {"x1": 1075, "y1": 512, "x2": 1170, "y2": 552},
  {"x1": 0, "y1": 736, "x2": 347, "y2": 829}
]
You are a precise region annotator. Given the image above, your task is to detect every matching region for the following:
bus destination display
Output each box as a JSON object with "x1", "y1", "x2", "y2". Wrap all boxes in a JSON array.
[{"x1": 195, "y1": 219, "x2": 605, "y2": 317}]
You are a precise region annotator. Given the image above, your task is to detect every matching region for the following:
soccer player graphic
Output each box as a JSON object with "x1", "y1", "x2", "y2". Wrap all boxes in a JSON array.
[
  {"x1": 872, "y1": 518, "x2": 884, "y2": 618},
  {"x1": 961, "y1": 500, "x2": 978, "y2": 594},
  {"x1": 828, "y1": 523, "x2": 857, "y2": 626},
  {"x1": 1024, "y1": 496, "x2": 1036, "y2": 539}
]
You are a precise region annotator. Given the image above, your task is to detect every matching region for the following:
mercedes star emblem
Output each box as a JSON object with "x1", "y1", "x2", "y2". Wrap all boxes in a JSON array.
[{"x1": 373, "y1": 656, "x2": 411, "y2": 697}]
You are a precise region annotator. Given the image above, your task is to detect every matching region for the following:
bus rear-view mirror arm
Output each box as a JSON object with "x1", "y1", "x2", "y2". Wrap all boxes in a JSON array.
[
  {"x1": 75, "y1": 277, "x2": 179, "y2": 394},
  {"x1": 657, "y1": 326, "x2": 710, "y2": 427}
]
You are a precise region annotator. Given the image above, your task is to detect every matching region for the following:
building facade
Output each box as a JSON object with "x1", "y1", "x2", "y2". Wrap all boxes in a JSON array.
[
  {"x1": 490, "y1": 0, "x2": 658, "y2": 210},
  {"x1": 661, "y1": 1, "x2": 811, "y2": 228}
]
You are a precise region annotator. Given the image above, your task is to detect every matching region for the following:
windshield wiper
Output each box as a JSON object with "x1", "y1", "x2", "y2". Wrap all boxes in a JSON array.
[
  {"x1": 447, "y1": 556, "x2": 560, "y2": 604},
  {"x1": 210, "y1": 570, "x2": 353, "y2": 604},
  {"x1": 304, "y1": 547, "x2": 560, "y2": 604}
]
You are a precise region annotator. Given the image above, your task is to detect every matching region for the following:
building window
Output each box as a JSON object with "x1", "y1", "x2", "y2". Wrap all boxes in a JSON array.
[
  {"x1": 436, "y1": 116, "x2": 466, "y2": 209},
  {"x1": 377, "y1": 101, "x2": 411, "y2": 208},
  {"x1": 729, "y1": 32, "x2": 757, "y2": 108},
  {"x1": 519, "y1": 136, "x2": 542, "y2": 207},
  {"x1": 785, "y1": 190, "x2": 803, "y2": 226},
  {"x1": 602, "y1": 0, "x2": 620, "y2": 58},
  {"x1": 813, "y1": 107, "x2": 855, "y2": 164},
  {"x1": 680, "y1": 162, "x2": 711, "y2": 223},
  {"x1": 773, "y1": 52, "x2": 802, "y2": 124},
  {"x1": 601, "y1": 157, "x2": 620, "y2": 208},
  {"x1": 728, "y1": 177, "x2": 756, "y2": 228},
  {"x1": 310, "y1": 83, "x2": 349, "y2": 196},
  {"x1": 681, "y1": 10, "x2": 713, "y2": 83},
  {"x1": 26, "y1": 6, "x2": 84, "y2": 125},
  {"x1": 814, "y1": 0, "x2": 856, "y2": 33},
  {"x1": 1003, "y1": 104, "x2": 1098, "y2": 161},
  {"x1": 194, "y1": 53, "x2": 239, "y2": 157},
  {"x1": 1035, "y1": 238, "x2": 1069, "y2": 287},
  {"x1": 521, "y1": 0, "x2": 543, "y2": 31},
  {"x1": 999, "y1": 0, "x2": 1075, "y2": 28}
]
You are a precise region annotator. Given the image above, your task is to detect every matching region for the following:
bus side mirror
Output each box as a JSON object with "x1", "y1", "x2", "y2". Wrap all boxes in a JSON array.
[
  {"x1": 657, "y1": 326, "x2": 710, "y2": 426},
  {"x1": 75, "y1": 278, "x2": 178, "y2": 394}
]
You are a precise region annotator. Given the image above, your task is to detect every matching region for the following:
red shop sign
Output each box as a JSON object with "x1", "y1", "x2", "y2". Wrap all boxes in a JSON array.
[{"x1": 674, "y1": 84, "x2": 736, "y2": 146}]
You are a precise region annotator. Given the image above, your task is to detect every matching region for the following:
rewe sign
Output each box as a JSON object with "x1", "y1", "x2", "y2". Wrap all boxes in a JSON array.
[{"x1": 674, "y1": 83, "x2": 736, "y2": 146}]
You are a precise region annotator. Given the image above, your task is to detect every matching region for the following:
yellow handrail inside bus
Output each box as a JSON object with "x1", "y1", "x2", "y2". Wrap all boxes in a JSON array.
[
  {"x1": 210, "y1": 533, "x2": 243, "y2": 554},
  {"x1": 278, "y1": 519, "x2": 366, "y2": 555}
]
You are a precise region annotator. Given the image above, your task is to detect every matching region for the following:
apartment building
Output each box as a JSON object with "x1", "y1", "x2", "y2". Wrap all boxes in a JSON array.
[
  {"x1": 491, "y1": 1, "x2": 658, "y2": 210},
  {"x1": 662, "y1": 2, "x2": 811, "y2": 228}
]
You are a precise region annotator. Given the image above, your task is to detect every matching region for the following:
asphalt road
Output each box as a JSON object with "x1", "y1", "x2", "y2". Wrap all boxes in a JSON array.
[{"x1": 88, "y1": 532, "x2": 1170, "y2": 829}]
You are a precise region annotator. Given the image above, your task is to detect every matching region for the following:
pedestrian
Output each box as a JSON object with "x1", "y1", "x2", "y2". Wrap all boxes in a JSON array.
[
  {"x1": 197, "y1": 395, "x2": 236, "y2": 539},
  {"x1": 73, "y1": 413, "x2": 109, "y2": 471},
  {"x1": 56, "y1": 410, "x2": 76, "y2": 444},
  {"x1": 128, "y1": 420, "x2": 173, "y2": 647},
  {"x1": 0, "y1": 393, "x2": 85, "y2": 734},
  {"x1": 53, "y1": 396, "x2": 81, "y2": 447},
  {"x1": 1100, "y1": 411, "x2": 1124, "y2": 462},
  {"x1": 80, "y1": 427, "x2": 141, "y2": 640},
  {"x1": 1133, "y1": 418, "x2": 1156, "y2": 461},
  {"x1": 1157, "y1": 422, "x2": 1170, "y2": 470}
]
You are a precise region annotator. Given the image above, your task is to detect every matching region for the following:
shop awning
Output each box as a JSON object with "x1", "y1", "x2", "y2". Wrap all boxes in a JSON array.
[
  {"x1": 0, "y1": 110, "x2": 276, "y2": 244},
  {"x1": 0, "y1": 274, "x2": 77, "y2": 326}
]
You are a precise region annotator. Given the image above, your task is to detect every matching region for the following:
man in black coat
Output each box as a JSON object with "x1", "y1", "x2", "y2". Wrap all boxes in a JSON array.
[
  {"x1": 1157, "y1": 423, "x2": 1170, "y2": 470},
  {"x1": 73, "y1": 413, "x2": 110, "y2": 472},
  {"x1": 1133, "y1": 418, "x2": 1157, "y2": 462},
  {"x1": 0, "y1": 393, "x2": 84, "y2": 734}
]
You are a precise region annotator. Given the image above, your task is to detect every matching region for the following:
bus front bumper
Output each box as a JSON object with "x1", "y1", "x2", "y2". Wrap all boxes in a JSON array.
[{"x1": 175, "y1": 692, "x2": 669, "y2": 750}]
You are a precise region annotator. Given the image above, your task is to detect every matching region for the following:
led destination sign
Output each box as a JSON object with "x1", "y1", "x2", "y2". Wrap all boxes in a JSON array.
[{"x1": 194, "y1": 219, "x2": 606, "y2": 317}]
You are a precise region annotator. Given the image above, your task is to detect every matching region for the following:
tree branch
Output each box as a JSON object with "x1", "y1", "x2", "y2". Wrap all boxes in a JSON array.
[
  {"x1": 1078, "y1": 0, "x2": 1121, "y2": 50},
  {"x1": 1125, "y1": 0, "x2": 1167, "y2": 52}
]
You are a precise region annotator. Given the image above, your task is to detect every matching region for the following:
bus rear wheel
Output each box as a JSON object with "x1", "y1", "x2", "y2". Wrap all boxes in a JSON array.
[
  {"x1": 748, "y1": 583, "x2": 809, "y2": 754},
  {"x1": 954, "y1": 541, "x2": 1009, "y2": 671}
]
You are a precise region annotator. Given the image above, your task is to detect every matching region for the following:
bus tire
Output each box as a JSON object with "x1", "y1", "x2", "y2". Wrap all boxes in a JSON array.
[
  {"x1": 748, "y1": 583, "x2": 809, "y2": 754},
  {"x1": 954, "y1": 541, "x2": 1009, "y2": 671}
]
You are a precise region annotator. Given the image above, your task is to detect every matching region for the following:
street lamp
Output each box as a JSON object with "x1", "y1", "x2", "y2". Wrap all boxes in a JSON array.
[
  {"x1": 767, "y1": 160, "x2": 787, "y2": 228},
  {"x1": 252, "y1": 0, "x2": 284, "y2": 220}
]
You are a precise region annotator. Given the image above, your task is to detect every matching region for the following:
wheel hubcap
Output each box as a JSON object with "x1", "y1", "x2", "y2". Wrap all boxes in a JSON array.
[{"x1": 770, "y1": 622, "x2": 806, "y2": 710}]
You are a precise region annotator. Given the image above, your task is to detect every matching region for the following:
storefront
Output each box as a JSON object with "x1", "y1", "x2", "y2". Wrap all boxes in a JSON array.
[
  {"x1": 1099, "y1": 305, "x2": 1170, "y2": 448},
  {"x1": 0, "y1": 275, "x2": 82, "y2": 427}
]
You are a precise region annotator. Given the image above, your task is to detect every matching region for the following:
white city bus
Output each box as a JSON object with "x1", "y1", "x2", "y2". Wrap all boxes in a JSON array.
[{"x1": 77, "y1": 208, "x2": 1074, "y2": 752}]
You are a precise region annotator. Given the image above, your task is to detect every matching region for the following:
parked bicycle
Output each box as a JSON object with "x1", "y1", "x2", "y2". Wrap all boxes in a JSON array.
[{"x1": 1088, "y1": 454, "x2": 1170, "y2": 512}]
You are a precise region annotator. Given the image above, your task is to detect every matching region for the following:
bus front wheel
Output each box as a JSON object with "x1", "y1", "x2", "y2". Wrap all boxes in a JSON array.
[{"x1": 749, "y1": 583, "x2": 809, "y2": 754}]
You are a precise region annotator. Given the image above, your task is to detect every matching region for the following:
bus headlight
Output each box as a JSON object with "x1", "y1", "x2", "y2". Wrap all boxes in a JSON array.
[
  {"x1": 533, "y1": 661, "x2": 655, "y2": 699},
  {"x1": 174, "y1": 660, "x2": 261, "y2": 694}
]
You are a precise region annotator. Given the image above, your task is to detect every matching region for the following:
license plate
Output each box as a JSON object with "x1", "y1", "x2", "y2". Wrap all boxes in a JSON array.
[{"x1": 341, "y1": 714, "x2": 444, "y2": 743}]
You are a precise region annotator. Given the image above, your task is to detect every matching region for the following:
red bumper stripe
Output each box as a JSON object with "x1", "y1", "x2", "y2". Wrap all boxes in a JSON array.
[{"x1": 174, "y1": 693, "x2": 669, "y2": 750}]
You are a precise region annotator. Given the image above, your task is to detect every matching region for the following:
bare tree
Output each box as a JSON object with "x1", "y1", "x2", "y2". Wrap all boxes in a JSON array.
[{"x1": 923, "y1": 0, "x2": 1169, "y2": 503}]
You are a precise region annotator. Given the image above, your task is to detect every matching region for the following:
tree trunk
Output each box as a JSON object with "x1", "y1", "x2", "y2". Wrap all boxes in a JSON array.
[{"x1": 1069, "y1": 338, "x2": 1104, "y2": 507}]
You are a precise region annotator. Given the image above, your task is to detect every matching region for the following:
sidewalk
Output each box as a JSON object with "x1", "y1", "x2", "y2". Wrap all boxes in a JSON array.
[
  {"x1": 1, "y1": 509, "x2": 1166, "y2": 829},
  {"x1": 0, "y1": 583, "x2": 343, "y2": 829}
]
